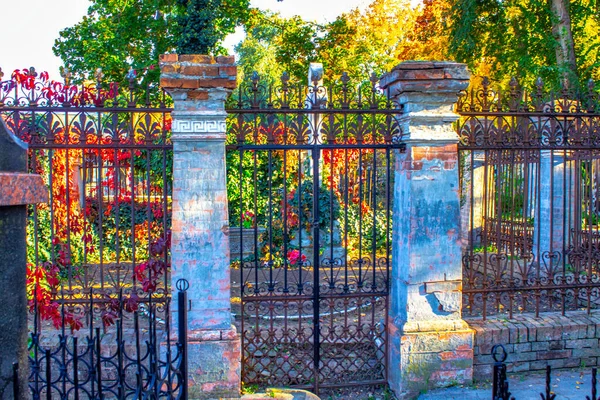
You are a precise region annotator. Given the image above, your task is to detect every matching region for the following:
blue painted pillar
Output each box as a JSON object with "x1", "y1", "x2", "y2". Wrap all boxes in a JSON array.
[
  {"x1": 160, "y1": 54, "x2": 240, "y2": 399},
  {"x1": 380, "y1": 62, "x2": 473, "y2": 399}
]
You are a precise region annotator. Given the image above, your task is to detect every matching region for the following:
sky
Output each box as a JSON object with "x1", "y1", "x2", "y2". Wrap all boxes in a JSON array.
[{"x1": 0, "y1": 0, "x2": 371, "y2": 81}]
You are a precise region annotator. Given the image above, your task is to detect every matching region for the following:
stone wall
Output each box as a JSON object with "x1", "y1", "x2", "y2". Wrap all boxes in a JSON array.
[{"x1": 470, "y1": 311, "x2": 600, "y2": 380}]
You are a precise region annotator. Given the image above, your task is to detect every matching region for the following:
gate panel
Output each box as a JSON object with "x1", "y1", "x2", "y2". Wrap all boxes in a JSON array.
[
  {"x1": 226, "y1": 73, "x2": 403, "y2": 393},
  {"x1": 0, "y1": 69, "x2": 185, "y2": 398}
]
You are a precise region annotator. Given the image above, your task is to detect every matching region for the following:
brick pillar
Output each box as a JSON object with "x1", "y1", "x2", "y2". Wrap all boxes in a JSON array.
[
  {"x1": 159, "y1": 54, "x2": 240, "y2": 399},
  {"x1": 0, "y1": 120, "x2": 48, "y2": 399},
  {"x1": 380, "y1": 62, "x2": 474, "y2": 399}
]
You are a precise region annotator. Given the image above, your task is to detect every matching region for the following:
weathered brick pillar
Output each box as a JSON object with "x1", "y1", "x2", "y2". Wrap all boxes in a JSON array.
[
  {"x1": 159, "y1": 54, "x2": 240, "y2": 399},
  {"x1": 380, "y1": 61, "x2": 474, "y2": 399},
  {"x1": 0, "y1": 120, "x2": 48, "y2": 399}
]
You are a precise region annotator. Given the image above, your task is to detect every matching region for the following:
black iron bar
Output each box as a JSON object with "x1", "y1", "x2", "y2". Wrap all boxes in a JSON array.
[
  {"x1": 12, "y1": 362, "x2": 18, "y2": 399},
  {"x1": 95, "y1": 328, "x2": 103, "y2": 399},
  {"x1": 589, "y1": 368, "x2": 598, "y2": 400},
  {"x1": 312, "y1": 144, "x2": 321, "y2": 395},
  {"x1": 73, "y1": 337, "x2": 79, "y2": 400},
  {"x1": 45, "y1": 349, "x2": 51, "y2": 400},
  {"x1": 178, "y1": 280, "x2": 189, "y2": 400}
]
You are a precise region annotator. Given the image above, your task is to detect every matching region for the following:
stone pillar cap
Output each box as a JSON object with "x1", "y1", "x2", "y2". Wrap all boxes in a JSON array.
[
  {"x1": 0, "y1": 172, "x2": 48, "y2": 206},
  {"x1": 380, "y1": 60, "x2": 470, "y2": 93},
  {"x1": 159, "y1": 53, "x2": 237, "y2": 92},
  {"x1": 390, "y1": 61, "x2": 466, "y2": 71}
]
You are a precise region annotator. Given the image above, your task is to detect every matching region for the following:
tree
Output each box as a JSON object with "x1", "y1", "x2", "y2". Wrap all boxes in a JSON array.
[
  {"x1": 550, "y1": 0, "x2": 577, "y2": 80},
  {"x1": 176, "y1": 0, "x2": 250, "y2": 54},
  {"x1": 53, "y1": 0, "x2": 250, "y2": 87},
  {"x1": 236, "y1": 0, "x2": 451, "y2": 83},
  {"x1": 449, "y1": 0, "x2": 600, "y2": 88},
  {"x1": 236, "y1": 11, "x2": 322, "y2": 83},
  {"x1": 54, "y1": 0, "x2": 177, "y2": 87},
  {"x1": 321, "y1": 0, "x2": 451, "y2": 78}
]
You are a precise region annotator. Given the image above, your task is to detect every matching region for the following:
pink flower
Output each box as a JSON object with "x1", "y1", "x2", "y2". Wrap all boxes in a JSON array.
[
  {"x1": 287, "y1": 250, "x2": 306, "y2": 266},
  {"x1": 242, "y1": 211, "x2": 255, "y2": 228}
]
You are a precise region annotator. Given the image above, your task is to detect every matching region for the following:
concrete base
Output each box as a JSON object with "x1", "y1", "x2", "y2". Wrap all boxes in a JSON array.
[
  {"x1": 187, "y1": 327, "x2": 241, "y2": 400},
  {"x1": 388, "y1": 320, "x2": 474, "y2": 399}
]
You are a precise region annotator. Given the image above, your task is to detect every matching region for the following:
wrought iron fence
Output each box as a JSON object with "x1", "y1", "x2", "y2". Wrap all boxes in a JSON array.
[
  {"x1": 1, "y1": 66, "x2": 179, "y2": 397},
  {"x1": 458, "y1": 77, "x2": 600, "y2": 319},
  {"x1": 226, "y1": 71, "x2": 404, "y2": 392},
  {"x1": 12, "y1": 279, "x2": 188, "y2": 399},
  {"x1": 0, "y1": 68, "x2": 173, "y2": 326}
]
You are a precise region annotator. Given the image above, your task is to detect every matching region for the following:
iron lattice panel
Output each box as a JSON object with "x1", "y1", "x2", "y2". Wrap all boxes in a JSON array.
[
  {"x1": 227, "y1": 72, "x2": 403, "y2": 393},
  {"x1": 457, "y1": 77, "x2": 600, "y2": 319}
]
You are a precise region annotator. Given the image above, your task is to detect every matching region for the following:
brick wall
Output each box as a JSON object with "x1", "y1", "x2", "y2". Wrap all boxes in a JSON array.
[{"x1": 469, "y1": 311, "x2": 600, "y2": 379}]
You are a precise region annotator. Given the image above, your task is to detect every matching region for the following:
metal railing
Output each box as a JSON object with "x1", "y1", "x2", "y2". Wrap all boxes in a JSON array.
[
  {"x1": 458, "y1": 77, "x2": 600, "y2": 319},
  {"x1": 1, "y1": 68, "x2": 173, "y2": 321},
  {"x1": 12, "y1": 279, "x2": 189, "y2": 399}
]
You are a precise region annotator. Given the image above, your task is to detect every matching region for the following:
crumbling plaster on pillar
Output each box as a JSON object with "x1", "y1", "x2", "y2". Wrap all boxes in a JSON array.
[
  {"x1": 160, "y1": 54, "x2": 241, "y2": 399},
  {"x1": 382, "y1": 60, "x2": 474, "y2": 399}
]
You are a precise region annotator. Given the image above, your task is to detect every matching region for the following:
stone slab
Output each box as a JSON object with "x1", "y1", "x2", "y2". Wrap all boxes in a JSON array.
[
  {"x1": 0, "y1": 173, "x2": 48, "y2": 206},
  {"x1": 389, "y1": 324, "x2": 474, "y2": 399}
]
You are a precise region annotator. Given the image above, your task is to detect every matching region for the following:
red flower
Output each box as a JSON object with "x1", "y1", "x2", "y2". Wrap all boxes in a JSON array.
[{"x1": 287, "y1": 250, "x2": 306, "y2": 266}]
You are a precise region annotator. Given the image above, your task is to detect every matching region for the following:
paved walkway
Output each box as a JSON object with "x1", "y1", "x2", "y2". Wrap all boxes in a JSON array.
[{"x1": 418, "y1": 369, "x2": 595, "y2": 399}]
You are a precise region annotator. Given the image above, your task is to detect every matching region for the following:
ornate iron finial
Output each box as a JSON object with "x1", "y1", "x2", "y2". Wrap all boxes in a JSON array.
[
  {"x1": 251, "y1": 71, "x2": 260, "y2": 84},
  {"x1": 126, "y1": 67, "x2": 137, "y2": 82},
  {"x1": 535, "y1": 77, "x2": 544, "y2": 90},
  {"x1": 370, "y1": 72, "x2": 378, "y2": 86},
  {"x1": 27, "y1": 67, "x2": 37, "y2": 78},
  {"x1": 308, "y1": 63, "x2": 323, "y2": 87},
  {"x1": 492, "y1": 344, "x2": 508, "y2": 363},
  {"x1": 482, "y1": 76, "x2": 490, "y2": 88},
  {"x1": 588, "y1": 79, "x2": 595, "y2": 93},
  {"x1": 95, "y1": 68, "x2": 104, "y2": 82},
  {"x1": 509, "y1": 76, "x2": 519, "y2": 89},
  {"x1": 280, "y1": 71, "x2": 289, "y2": 85},
  {"x1": 176, "y1": 278, "x2": 189, "y2": 292},
  {"x1": 60, "y1": 66, "x2": 71, "y2": 85},
  {"x1": 341, "y1": 72, "x2": 350, "y2": 85}
]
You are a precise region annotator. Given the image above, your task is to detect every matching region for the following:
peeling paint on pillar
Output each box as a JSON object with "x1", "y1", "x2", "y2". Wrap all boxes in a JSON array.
[
  {"x1": 160, "y1": 54, "x2": 241, "y2": 399},
  {"x1": 381, "y1": 61, "x2": 474, "y2": 399}
]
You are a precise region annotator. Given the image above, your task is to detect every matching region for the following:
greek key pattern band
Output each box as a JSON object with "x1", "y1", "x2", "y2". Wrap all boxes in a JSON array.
[{"x1": 173, "y1": 119, "x2": 226, "y2": 133}]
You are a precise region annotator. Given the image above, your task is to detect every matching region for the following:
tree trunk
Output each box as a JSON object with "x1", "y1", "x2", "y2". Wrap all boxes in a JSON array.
[{"x1": 550, "y1": 0, "x2": 578, "y2": 84}]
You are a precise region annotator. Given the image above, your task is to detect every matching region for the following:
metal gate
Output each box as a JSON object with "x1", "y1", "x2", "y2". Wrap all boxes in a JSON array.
[{"x1": 226, "y1": 72, "x2": 404, "y2": 393}]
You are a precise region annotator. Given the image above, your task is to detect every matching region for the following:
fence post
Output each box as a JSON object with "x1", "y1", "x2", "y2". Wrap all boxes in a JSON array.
[
  {"x1": 491, "y1": 344, "x2": 511, "y2": 400},
  {"x1": 0, "y1": 119, "x2": 48, "y2": 399},
  {"x1": 380, "y1": 61, "x2": 474, "y2": 398},
  {"x1": 159, "y1": 54, "x2": 240, "y2": 399},
  {"x1": 177, "y1": 279, "x2": 189, "y2": 400}
]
